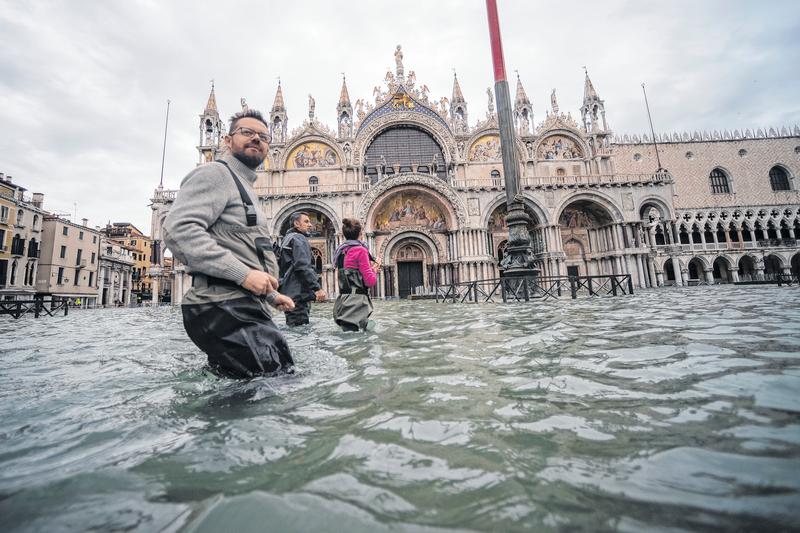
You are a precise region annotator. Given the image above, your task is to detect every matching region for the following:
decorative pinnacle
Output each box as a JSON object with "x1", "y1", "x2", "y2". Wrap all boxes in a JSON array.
[
  {"x1": 271, "y1": 79, "x2": 285, "y2": 111},
  {"x1": 204, "y1": 79, "x2": 218, "y2": 112}
]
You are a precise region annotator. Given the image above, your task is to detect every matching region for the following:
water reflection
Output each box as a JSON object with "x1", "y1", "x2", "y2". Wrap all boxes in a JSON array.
[{"x1": 1, "y1": 285, "x2": 799, "y2": 531}]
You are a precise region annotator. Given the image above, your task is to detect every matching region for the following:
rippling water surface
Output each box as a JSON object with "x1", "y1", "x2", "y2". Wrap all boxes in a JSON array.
[{"x1": 2, "y1": 285, "x2": 800, "y2": 532}]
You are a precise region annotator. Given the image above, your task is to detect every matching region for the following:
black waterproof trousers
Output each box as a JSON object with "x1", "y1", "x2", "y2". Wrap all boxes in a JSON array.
[
  {"x1": 182, "y1": 296, "x2": 294, "y2": 378},
  {"x1": 284, "y1": 301, "x2": 310, "y2": 327}
]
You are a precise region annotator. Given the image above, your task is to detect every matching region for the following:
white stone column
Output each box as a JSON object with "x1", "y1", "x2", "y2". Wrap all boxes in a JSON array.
[
  {"x1": 704, "y1": 268, "x2": 715, "y2": 285},
  {"x1": 647, "y1": 256, "x2": 657, "y2": 287},
  {"x1": 635, "y1": 254, "x2": 646, "y2": 288},
  {"x1": 175, "y1": 270, "x2": 184, "y2": 305},
  {"x1": 671, "y1": 256, "x2": 682, "y2": 286}
]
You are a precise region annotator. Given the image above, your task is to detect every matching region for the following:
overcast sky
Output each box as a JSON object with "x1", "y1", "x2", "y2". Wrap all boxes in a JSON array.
[{"x1": 1, "y1": 0, "x2": 799, "y2": 233}]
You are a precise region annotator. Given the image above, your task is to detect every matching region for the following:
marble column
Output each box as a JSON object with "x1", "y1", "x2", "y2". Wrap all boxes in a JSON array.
[
  {"x1": 647, "y1": 256, "x2": 657, "y2": 287},
  {"x1": 671, "y1": 256, "x2": 683, "y2": 286}
]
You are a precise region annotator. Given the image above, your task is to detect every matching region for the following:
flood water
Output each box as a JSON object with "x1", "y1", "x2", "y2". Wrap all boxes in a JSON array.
[{"x1": 1, "y1": 285, "x2": 799, "y2": 532}]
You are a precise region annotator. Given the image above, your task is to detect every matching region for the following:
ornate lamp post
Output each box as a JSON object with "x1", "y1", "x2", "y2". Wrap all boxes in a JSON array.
[{"x1": 486, "y1": 0, "x2": 537, "y2": 277}]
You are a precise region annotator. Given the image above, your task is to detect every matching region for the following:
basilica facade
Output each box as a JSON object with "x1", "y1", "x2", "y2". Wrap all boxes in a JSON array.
[{"x1": 151, "y1": 47, "x2": 800, "y2": 302}]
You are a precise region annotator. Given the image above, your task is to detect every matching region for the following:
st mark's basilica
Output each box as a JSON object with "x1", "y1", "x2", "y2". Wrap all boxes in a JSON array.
[{"x1": 151, "y1": 46, "x2": 800, "y2": 301}]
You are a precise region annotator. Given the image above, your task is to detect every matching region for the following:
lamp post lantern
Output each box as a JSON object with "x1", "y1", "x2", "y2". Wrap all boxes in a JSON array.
[{"x1": 485, "y1": 0, "x2": 537, "y2": 277}]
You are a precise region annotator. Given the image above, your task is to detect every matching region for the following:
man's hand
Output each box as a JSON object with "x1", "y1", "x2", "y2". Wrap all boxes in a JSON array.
[
  {"x1": 314, "y1": 289, "x2": 327, "y2": 302},
  {"x1": 271, "y1": 293, "x2": 295, "y2": 312},
  {"x1": 241, "y1": 270, "x2": 279, "y2": 296}
]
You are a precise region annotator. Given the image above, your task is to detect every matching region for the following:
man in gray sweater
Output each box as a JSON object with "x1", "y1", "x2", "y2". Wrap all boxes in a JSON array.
[{"x1": 163, "y1": 109, "x2": 296, "y2": 378}]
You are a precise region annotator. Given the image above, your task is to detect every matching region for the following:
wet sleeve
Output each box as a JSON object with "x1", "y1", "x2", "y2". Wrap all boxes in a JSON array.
[
  {"x1": 353, "y1": 247, "x2": 377, "y2": 287},
  {"x1": 291, "y1": 239, "x2": 321, "y2": 291},
  {"x1": 162, "y1": 168, "x2": 250, "y2": 284}
]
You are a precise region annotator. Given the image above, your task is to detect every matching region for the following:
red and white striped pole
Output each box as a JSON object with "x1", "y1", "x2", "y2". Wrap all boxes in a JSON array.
[{"x1": 485, "y1": 0, "x2": 536, "y2": 275}]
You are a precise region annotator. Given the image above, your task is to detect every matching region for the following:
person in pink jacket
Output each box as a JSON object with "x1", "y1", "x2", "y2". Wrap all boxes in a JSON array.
[{"x1": 332, "y1": 218, "x2": 380, "y2": 331}]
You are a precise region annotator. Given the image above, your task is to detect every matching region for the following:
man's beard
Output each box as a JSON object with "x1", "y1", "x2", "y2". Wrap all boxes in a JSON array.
[{"x1": 233, "y1": 147, "x2": 265, "y2": 169}]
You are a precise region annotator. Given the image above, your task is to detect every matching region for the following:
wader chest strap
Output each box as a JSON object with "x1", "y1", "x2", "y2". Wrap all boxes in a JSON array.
[{"x1": 217, "y1": 160, "x2": 257, "y2": 227}]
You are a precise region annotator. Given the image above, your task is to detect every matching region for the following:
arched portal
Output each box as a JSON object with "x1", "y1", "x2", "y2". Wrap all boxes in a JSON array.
[
  {"x1": 791, "y1": 253, "x2": 800, "y2": 280},
  {"x1": 371, "y1": 187, "x2": 452, "y2": 234},
  {"x1": 381, "y1": 232, "x2": 440, "y2": 299},
  {"x1": 713, "y1": 256, "x2": 733, "y2": 283},
  {"x1": 738, "y1": 255, "x2": 756, "y2": 281},
  {"x1": 558, "y1": 199, "x2": 615, "y2": 276},
  {"x1": 486, "y1": 202, "x2": 543, "y2": 265},
  {"x1": 764, "y1": 254, "x2": 783, "y2": 280},
  {"x1": 687, "y1": 257, "x2": 705, "y2": 281},
  {"x1": 279, "y1": 209, "x2": 337, "y2": 266},
  {"x1": 663, "y1": 259, "x2": 675, "y2": 282},
  {"x1": 364, "y1": 125, "x2": 446, "y2": 182}
]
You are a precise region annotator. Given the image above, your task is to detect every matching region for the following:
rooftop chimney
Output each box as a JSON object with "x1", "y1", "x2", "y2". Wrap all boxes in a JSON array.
[
  {"x1": 32, "y1": 192, "x2": 44, "y2": 209},
  {"x1": 82, "y1": 218, "x2": 88, "y2": 227}
]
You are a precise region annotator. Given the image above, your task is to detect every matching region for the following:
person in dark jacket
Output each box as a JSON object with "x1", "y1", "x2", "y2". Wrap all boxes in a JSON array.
[{"x1": 278, "y1": 211, "x2": 326, "y2": 326}]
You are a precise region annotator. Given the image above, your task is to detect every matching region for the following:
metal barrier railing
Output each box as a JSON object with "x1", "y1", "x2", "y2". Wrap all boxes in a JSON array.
[{"x1": 434, "y1": 274, "x2": 634, "y2": 303}]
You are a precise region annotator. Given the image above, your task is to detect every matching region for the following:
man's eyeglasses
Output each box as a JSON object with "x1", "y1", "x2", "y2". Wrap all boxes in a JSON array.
[{"x1": 231, "y1": 127, "x2": 270, "y2": 143}]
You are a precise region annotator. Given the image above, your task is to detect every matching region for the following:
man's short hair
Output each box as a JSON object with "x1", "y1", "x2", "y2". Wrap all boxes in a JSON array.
[
  {"x1": 229, "y1": 109, "x2": 269, "y2": 133},
  {"x1": 290, "y1": 211, "x2": 309, "y2": 227}
]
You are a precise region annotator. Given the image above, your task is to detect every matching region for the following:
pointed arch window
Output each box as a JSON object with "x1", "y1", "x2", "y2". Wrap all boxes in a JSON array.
[
  {"x1": 308, "y1": 176, "x2": 319, "y2": 192},
  {"x1": 769, "y1": 166, "x2": 791, "y2": 191},
  {"x1": 709, "y1": 168, "x2": 730, "y2": 194}
]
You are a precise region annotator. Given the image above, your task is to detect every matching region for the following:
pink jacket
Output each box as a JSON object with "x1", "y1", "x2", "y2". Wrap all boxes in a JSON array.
[{"x1": 343, "y1": 246, "x2": 377, "y2": 287}]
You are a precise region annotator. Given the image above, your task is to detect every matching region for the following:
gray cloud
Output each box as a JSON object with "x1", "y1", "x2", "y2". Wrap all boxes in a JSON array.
[{"x1": 1, "y1": 0, "x2": 798, "y2": 232}]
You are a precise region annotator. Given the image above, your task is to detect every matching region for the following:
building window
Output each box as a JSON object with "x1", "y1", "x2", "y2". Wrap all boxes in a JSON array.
[
  {"x1": 88, "y1": 272, "x2": 94, "y2": 287},
  {"x1": 769, "y1": 166, "x2": 791, "y2": 191},
  {"x1": 92, "y1": 235, "x2": 97, "y2": 244},
  {"x1": 32, "y1": 214, "x2": 38, "y2": 229},
  {"x1": 91, "y1": 252, "x2": 96, "y2": 264},
  {"x1": 16, "y1": 210, "x2": 24, "y2": 226},
  {"x1": 709, "y1": 168, "x2": 731, "y2": 194},
  {"x1": 79, "y1": 231, "x2": 84, "y2": 240},
  {"x1": 0, "y1": 229, "x2": 4, "y2": 250},
  {"x1": 60, "y1": 245, "x2": 66, "y2": 259},
  {"x1": 491, "y1": 170, "x2": 501, "y2": 187},
  {"x1": 131, "y1": 239, "x2": 137, "y2": 246},
  {"x1": 57, "y1": 267, "x2": 64, "y2": 284},
  {"x1": 62, "y1": 226, "x2": 68, "y2": 236},
  {"x1": 74, "y1": 269, "x2": 80, "y2": 285},
  {"x1": 0, "y1": 206, "x2": 8, "y2": 223},
  {"x1": 76, "y1": 249, "x2": 82, "y2": 265},
  {"x1": 309, "y1": 176, "x2": 319, "y2": 192}
]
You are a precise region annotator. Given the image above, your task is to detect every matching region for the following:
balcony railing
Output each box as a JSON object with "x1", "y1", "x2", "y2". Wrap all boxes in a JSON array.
[
  {"x1": 654, "y1": 239, "x2": 799, "y2": 252},
  {"x1": 757, "y1": 238, "x2": 798, "y2": 248},
  {"x1": 451, "y1": 172, "x2": 673, "y2": 190},
  {"x1": 254, "y1": 182, "x2": 371, "y2": 197},
  {"x1": 152, "y1": 189, "x2": 177, "y2": 202}
]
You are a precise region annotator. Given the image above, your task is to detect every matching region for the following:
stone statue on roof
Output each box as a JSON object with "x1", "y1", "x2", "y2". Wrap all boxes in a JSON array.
[{"x1": 394, "y1": 45, "x2": 404, "y2": 77}]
